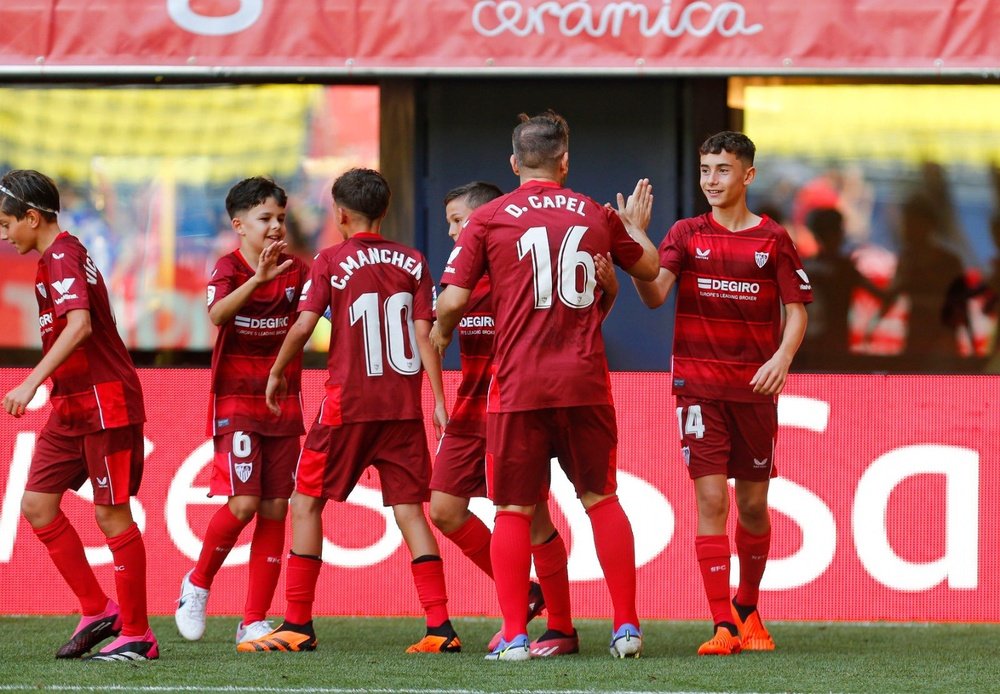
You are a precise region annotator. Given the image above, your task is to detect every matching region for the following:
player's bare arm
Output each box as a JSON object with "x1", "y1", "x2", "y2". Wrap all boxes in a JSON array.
[
  {"x1": 616, "y1": 178, "x2": 659, "y2": 281},
  {"x1": 3, "y1": 309, "x2": 92, "y2": 417},
  {"x1": 430, "y1": 285, "x2": 472, "y2": 355},
  {"x1": 266, "y1": 309, "x2": 319, "y2": 415},
  {"x1": 415, "y1": 318, "x2": 448, "y2": 439},
  {"x1": 633, "y1": 266, "x2": 678, "y2": 309},
  {"x1": 595, "y1": 252, "x2": 619, "y2": 317},
  {"x1": 208, "y1": 241, "x2": 294, "y2": 326},
  {"x1": 750, "y1": 302, "x2": 808, "y2": 396}
]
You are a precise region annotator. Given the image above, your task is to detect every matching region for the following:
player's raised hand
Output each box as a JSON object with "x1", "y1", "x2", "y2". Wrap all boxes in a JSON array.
[
  {"x1": 616, "y1": 178, "x2": 653, "y2": 232},
  {"x1": 256, "y1": 241, "x2": 294, "y2": 283},
  {"x1": 265, "y1": 372, "x2": 287, "y2": 416},
  {"x1": 429, "y1": 321, "x2": 452, "y2": 356}
]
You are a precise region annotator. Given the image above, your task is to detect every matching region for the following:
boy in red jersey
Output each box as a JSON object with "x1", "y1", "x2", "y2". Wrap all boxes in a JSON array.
[
  {"x1": 431, "y1": 180, "x2": 621, "y2": 657},
  {"x1": 1, "y1": 170, "x2": 156, "y2": 661},
  {"x1": 432, "y1": 111, "x2": 660, "y2": 661},
  {"x1": 175, "y1": 177, "x2": 309, "y2": 648},
  {"x1": 238, "y1": 168, "x2": 459, "y2": 654},
  {"x1": 633, "y1": 131, "x2": 812, "y2": 656}
]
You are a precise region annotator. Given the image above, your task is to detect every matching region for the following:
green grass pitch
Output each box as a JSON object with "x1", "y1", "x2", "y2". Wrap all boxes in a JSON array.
[{"x1": 0, "y1": 616, "x2": 996, "y2": 693}]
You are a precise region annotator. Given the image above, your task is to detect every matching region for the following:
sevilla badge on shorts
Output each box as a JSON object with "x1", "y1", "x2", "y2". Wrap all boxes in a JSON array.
[{"x1": 235, "y1": 461, "x2": 253, "y2": 484}]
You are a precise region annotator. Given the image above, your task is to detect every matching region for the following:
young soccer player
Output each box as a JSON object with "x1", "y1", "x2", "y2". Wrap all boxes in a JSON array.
[
  {"x1": 632, "y1": 131, "x2": 812, "y2": 655},
  {"x1": 175, "y1": 177, "x2": 309, "y2": 648},
  {"x1": 432, "y1": 111, "x2": 659, "y2": 661},
  {"x1": 238, "y1": 168, "x2": 459, "y2": 654},
  {"x1": 432, "y1": 181, "x2": 622, "y2": 657},
  {"x1": 1, "y1": 169, "x2": 156, "y2": 661}
]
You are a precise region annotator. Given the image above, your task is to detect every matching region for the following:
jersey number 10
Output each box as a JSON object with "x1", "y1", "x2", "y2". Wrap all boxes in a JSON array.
[{"x1": 349, "y1": 291, "x2": 421, "y2": 377}]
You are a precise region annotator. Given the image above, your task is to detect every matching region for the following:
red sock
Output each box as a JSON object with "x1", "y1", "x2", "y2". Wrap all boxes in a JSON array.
[
  {"x1": 191, "y1": 505, "x2": 250, "y2": 589},
  {"x1": 106, "y1": 523, "x2": 149, "y2": 637},
  {"x1": 735, "y1": 522, "x2": 770, "y2": 607},
  {"x1": 244, "y1": 517, "x2": 285, "y2": 623},
  {"x1": 284, "y1": 553, "x2": 322, "y2": 625},
  {"x1": 444, "y1": 515, "x2": 493, "y2": 578},
  {"x1": 410, "y1": 556, "x2": 450, "y2": 629},
  {"x1": 696, "y1": 534, "x2": 732, "y2": 627},
  {"x1": 33, "y1": 512, "x2": 108, "y2": 615},
  {"x1": 531, "y1": 533, "x2": 573, "y2": 634},
  {"x1": 587, "y1": 496, "x2": 639, "y2": 630},
  {"x1": 491, "y1": 511, "x2": 532, "y2": 641}
]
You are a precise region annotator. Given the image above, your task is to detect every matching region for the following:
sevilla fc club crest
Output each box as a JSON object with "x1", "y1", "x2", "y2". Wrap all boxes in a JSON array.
[
  {"x1": 235, "y1": 461, "x2": 253, "y2": 484},
  {"x1": 755, "y1": 251, "x2": 769, "y2": 268},
  {"x1": 286, "y1": 287, "x2": 295, "y2": 303}
]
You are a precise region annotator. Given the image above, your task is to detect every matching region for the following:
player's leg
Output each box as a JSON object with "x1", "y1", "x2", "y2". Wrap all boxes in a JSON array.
[
  {"x1": 559, "y1": 405, "x2": 640, "y2": 658},
  {"x1": 430, "y1": 490, "x2": 493, "y2": 576},
  {"x1": 429, "y1": 433, "x2": 493, "y2": 577},
  {"x1": 23, "y1": 488, "x2": 120, "y2": 658},
  {"x1": 81, "y1": 425, "x2": 157, "y2": 662},
  {"x1": 484, "y1": 411, "x2": 549, "y2": 661},
  {"x1": 22, "y1": 428, "x2": 119, "y2": 656},
  {"x1": 693, "y1": 474, "x2": 741, "y2": 655},
  {"x1": 729, "y1": 401, "x2": 777, "y2": 651},
  {"x1": 179, "y1": 432, "x2": 265, "y2": 640},
  {"x1": 392, "y1": 502, "x2": 461, "y2": 653},
  {"x1": 377, "y1": 420, "x2": 460, "y2": 654},
  {"x1": 527, "y1": 502, "x2": 577, "y2": 657},
  {"x1": 239, "y1": 435, "x2": 297, "y2": 644}
]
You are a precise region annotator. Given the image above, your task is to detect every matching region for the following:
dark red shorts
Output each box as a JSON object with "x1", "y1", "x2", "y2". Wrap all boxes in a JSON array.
[
  {"x1": 486, "y1": 405, "x2": 618, "y2": 506},
  {"x1": 296, "y1": 419, "x2": 430, "y2": 506},
  {"x1": 209, "y1": 431, "x2": 299, "y2": 499},
  {"x1": 26, "y1": 423, "x2": 144, "y2": 505},
  {"x1": 675, "y1": 396, "x2": 778, "y2": 481},
  {"x1": 431, "y1": 431, "x2": 487, "y2": 499}
]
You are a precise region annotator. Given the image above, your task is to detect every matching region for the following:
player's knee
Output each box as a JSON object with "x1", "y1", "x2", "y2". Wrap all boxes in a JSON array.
[
  {"x1": 428, "y1": 501, "x2": 463, "y2": 533},
  {"x1": 20, "y1": 492, "x2": 58, "y2": 528},
  {"x1": 258, "y1": 497, "x2": 288, "y2": 521},
  {"x1": 697, "y1": 491, "x2": 729, "y2": 523},
  {"x1": 737, "y1": 498, "x2": 769, "y2": 527},
  {"x1": 228, "y1": 496, "x2": 261, "y2": 521},
  {"x1": 93, "y1": 504, "x2": 133, "y2": 537}
]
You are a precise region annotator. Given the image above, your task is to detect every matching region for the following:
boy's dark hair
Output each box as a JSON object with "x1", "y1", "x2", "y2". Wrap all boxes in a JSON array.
[
  {"x1": 512, "y1": 110, "x2": 569, "y2": 170},
  {"x1": 331, "y1": 168, "x2": 391, "y2": 221},
  {"x1": 444, "y1": 181, "x2": 504, "y2": 209},
  {"x1": 0, "y1": 169, "x2": 60, "y2": 222},
  {"x1": 699, "y1": 131, "x2": 756, "y2": 167},
  {"x1": 225, "y1": 176, "x2": 288, "y2": 219}
]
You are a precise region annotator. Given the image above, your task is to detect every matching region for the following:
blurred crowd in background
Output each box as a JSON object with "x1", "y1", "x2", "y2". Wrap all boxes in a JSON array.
[{"x1": 3, "y1": 82, "x2": 1000, "y2": 373}]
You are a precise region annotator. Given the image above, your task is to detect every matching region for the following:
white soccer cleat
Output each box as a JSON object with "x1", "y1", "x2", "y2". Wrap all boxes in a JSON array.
[
  {"x1": 236, "y1": 619, "x2": 276, "y2": 644},
  {"x1": 609, "y1": 623, "x2": 643, "y2": 658},
  {"x1": 175, "y1": 569, "x2": 210, "y2": 641},
  {"x1": 485, "y1": 633, "x2": 530, "y2": 662}
]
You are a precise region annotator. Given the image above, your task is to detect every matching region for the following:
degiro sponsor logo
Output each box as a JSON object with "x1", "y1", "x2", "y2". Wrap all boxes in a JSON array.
[
  {"x1": 234, "y1": 315, "x2": 290, "y2": 329},
  {"x1": 697, "y1": 277, "x2": 760, "y2": 294}
]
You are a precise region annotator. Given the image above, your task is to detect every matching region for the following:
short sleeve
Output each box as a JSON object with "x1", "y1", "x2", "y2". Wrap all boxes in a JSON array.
[
  {"x1": 298, "y1": 253, "x2": 333, "y2": 317},
  {"x1": 775, "y1": 231, "x2": 813, "y2": 305},
  {"x1": 442, "y1": 213, "x2": 488, "y2": 290},
  {"x1": 48, "y1": 251, "x2": 91, "y2": 318},
  {"x1": 659, "y1": 221, "x2": 688, "y2": 277},
  {"x1": 206, "y1": 256, "x2": 235, "y2": 311},
  {"x1": 413, "y1": 256, "x2": 434, "y2": 322}
]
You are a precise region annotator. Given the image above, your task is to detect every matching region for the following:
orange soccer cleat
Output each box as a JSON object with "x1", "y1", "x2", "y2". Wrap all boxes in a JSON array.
[
  {"x1": 731, "y1": 603, "x2": 776, "y2": 651},
  {"x1": 697, "y1": 626, "x2": 742, "y2": 656},
  {"x1": 236, "y1": 622, "x2": 317, "y2": 653},
  {"x1": 406, "y1": 633, "x2": 462, "y2": 654}
]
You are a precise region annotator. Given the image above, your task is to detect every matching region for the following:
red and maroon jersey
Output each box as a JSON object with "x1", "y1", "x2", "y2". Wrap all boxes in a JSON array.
[
  {"x1": 34, "y1": 232, "x2": 144, "y2": 435},
  {"x1": 443, "y1": 180, "x2": 644, "y2": 413},
  {"x1": 206, "y1": 250, "x2": 309, "y2": 436},
  {"x1": 298, "y1": 233, "x2": 433, "y2": 424},
  {"x1": 446, "y1": 274, "x2": 494, "y2": 435},
  {"x1": 659, "y1": 213, "x2": 813, "y2": 402}
]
